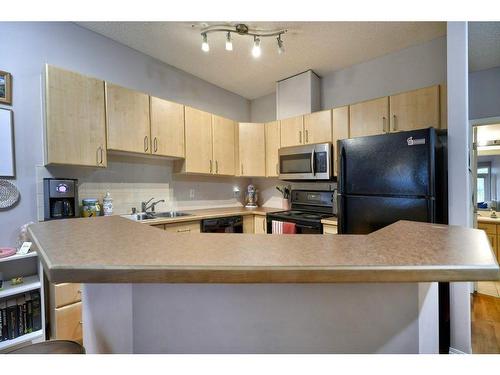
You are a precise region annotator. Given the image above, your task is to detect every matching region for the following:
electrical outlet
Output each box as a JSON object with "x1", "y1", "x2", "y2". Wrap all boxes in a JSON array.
[{"x1": 189, "y1": 189, "x2": 195, "y2": 199}]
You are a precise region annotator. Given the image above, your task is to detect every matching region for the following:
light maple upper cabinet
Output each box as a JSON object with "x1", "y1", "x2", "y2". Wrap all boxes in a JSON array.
[
  {"x1": 349, "y1": 97, "x2": 389, "y2": 138},
  {"x1": 45, "y1": 65, "x2": 106, "y2": 167},
  {"x1": 150, "y1": 96, "x2": 185, "y2": 158},
  {"x1": 105, "y1": 83, "x2": 151, "y2": 154},
  {"x1": 239, "y1": 122, "x2": 266, "y2": 177},
  {"x1": 212, "y1": 115, "x2": 236, "y2": 176},
  {"x1": 389, "y1": 85, "x2": 440, "y2": 132},
  {"x1": 182, "y1": 107, "x2": 213, "y2": 174},
  {"x1": 280, "y1": 115, "x2": 304, "y2": 147},
  {"x1": 265, "y1": 121, "x2": 281, "y2": 177},
  {"x1": 331, "y1": 106, "x2": 349, "y2": 176},
  {"x1": 304, "y1": 110, "x2": 332, "y2": 144}
]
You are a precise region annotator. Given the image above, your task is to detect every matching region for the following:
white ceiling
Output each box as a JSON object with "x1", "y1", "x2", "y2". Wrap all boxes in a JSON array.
[
  {"x1": 78, "y1": 22, "x2": 446, "y2": 99},
  {"x1": 469, "y1": 22, "x2": 500, "y2": 72}
]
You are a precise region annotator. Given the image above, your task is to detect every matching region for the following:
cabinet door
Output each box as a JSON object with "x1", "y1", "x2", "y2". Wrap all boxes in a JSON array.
[
  {"x1": 164, "y1": 221, "x2": 201, "y2": 233},
  {"x1": 54, "y1": 302, "x2": 82, "y2": 342},
  {"x1": 239, "y1": 122, "x2": 266, "y2": 177},
  {"x1": 304, "y1": 110, "x2": 332, "y2": 144},
  {"x1": 212, "y1": 115, "x2": 236, "y2": 176},
  {"x1": 349, "y1": 97, "x2": 389, "y2": 138},
  {"x1": 254, "y1": 216, "x2": 267, "y2": 234},
  {"x1": 150, "y1": 96, "x2": 185, "y2": 158},
  {"x1": 45, "y1": 65, "x2": 106, "y2": 167},
  {"x1": 184, "y1": 107, "x2": 213, "y2": 174},
  {"x1": 389, "y1": 85, "x2": 440, "y2": 132},
  {"x1": 280, "y1": 115, "x2": 304, "y2": 147},
  {"x1": 106, "y1": 83, "x2": 151, "y2": 154},
  {"x1": 332, "y1": 106, "x2": 349, "y2": 177},
  {"x1": 265, "y1": 121, "x2": 281, "y2": 177}
]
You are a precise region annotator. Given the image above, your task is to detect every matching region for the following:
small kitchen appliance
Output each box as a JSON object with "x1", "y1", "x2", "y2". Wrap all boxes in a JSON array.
[
  {"x1": 245, "y1": 184, "x2": 258, "y2": 208},
  {"x1": 43, "y1": 178, "x2": 78, "y2": 220},
  {"x1": 279, "y1": 142, "x2": 333, "y2": 181},
  {"x1": 266, "y1": 189, "x2": 336, "y2": 234}
]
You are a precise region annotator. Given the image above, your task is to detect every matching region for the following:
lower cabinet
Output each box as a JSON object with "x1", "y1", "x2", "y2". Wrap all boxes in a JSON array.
[
  {"x1": 323, "y1": 224, "x2": 338, "y2": 234},
  {"x1": 49, "y1": 283, "x2": 82, "y2": 343},
  {"x1": 477, "y1": 222, "x2": 499, "y2": 261},
  {"x1": 164, "y1": 221, "x2": 201, "y2": 233},
  {"x1": 254, "y1": 216, "x2": 267, "y2": 234}
]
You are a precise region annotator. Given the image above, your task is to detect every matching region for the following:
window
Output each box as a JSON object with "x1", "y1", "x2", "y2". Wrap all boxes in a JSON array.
[{"x1": 477, "y1": 162, "x2": 491, "y2": 203}]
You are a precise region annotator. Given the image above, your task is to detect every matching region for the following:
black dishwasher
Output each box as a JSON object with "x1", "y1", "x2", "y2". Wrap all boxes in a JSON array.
[{"x1": 201, "y1": 216, "x2": 243, "y2": 233}]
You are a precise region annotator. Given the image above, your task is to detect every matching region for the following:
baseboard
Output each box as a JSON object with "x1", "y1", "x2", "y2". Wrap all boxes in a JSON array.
[{"x1": 449, "y1": 347, "x2": 467, "y2": 354}]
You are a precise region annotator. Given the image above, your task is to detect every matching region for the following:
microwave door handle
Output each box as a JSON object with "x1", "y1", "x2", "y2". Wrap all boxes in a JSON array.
[{"x1": 311, "y1": 149, "x2": 315, "y2": 175}]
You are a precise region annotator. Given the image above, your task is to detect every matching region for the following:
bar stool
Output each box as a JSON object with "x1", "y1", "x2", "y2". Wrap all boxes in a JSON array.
[{"x1": 7, "y1": 340, "x2": 85, "y2": 354}]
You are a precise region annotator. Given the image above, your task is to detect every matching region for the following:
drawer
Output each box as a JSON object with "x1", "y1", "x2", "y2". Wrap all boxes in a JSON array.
[
  {"x1": 478, "y1": 223, "x2": 497, "y2": 235},
  {"x1": 54, "y1": 301, "x2": 82, "y2": 342},
  {"x1": 152, "y1": 224, "x2": 165, "y2": 229},
  {"x1": 323, "y1": 224, "x2": 338, "y2": 234},
  {"x1": 164, "y1": 221, "x2": 201, "y2": 233},
  {"x1": 254, "y1": 216, "x2": 267, "y2": 234},
  {"x1": 53, "y1": 283, "x2": 82, "y2": 308}
]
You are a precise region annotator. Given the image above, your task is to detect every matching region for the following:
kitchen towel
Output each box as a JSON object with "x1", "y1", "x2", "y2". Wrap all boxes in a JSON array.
[
  {"x1": 283, "y1": 222, "x2": 297, "y2": 234},
  {"x1": 271, "y1": 220, "x2": 283, "y2": 234}
]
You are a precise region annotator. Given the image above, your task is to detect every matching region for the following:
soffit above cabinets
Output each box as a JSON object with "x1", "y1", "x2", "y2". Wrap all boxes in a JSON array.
[{"x1": 77, "y1": 21, "x2": 446, "y2": 100}]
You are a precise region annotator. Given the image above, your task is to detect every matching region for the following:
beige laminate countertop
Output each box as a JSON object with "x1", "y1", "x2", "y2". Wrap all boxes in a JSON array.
[
  {"x1": 477, "y1": 216, "x2": 500, "y2": 224},
  {"x1": 28, "y1": 216, "x2": 499, "y2": 284},
  {"x1": 130, "y1": 206, "x2": 280, "y2": 226}
]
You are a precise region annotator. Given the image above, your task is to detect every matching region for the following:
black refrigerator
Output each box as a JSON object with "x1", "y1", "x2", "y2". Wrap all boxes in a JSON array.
[{"x1": 337, "y1": 127, "x2": 450, "y2": 353}]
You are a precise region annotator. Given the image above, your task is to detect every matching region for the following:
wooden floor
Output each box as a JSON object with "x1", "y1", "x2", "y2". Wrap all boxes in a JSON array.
[{"x1": 472, "y1": 293, "x2": 500, "y2": 353}]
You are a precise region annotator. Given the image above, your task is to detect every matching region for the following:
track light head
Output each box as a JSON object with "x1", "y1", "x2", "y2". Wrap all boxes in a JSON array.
[
  {"x1": 252, "y1": 36, "x2": 261, "y2": 58},
  {"x1": 201, "y1": 33, "x2": 209, "y2": 52}
]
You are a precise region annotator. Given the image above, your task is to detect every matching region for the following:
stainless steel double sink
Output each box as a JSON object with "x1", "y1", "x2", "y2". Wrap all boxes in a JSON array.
[{"x1": 131, "y1": 211, "x2": 192, "y2": 221}]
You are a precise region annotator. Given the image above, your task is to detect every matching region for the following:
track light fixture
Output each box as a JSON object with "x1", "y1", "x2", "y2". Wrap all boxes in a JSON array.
[
  {"x1": 201, "y1": 33, "x2": 209, "y2": 52},
  {"x1": 199, "y1": 23, "x2": 287, "y2": 58}
]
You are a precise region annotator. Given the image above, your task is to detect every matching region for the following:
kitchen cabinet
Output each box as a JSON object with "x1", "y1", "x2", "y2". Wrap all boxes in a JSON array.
[
  {"x1": 45, "y1": 65, "x2": 106, "y2": 167},
  {"x1": 238, "y1": 122, "x2": 266, "y2": 177},
  {"x1": 265, "y1": 121, "x2": 281, "y2": 177},
  {"x1": 331, "y1": 106, "x2": 349, "y2": 176},
  {"x1": 304, "y1": 110, "x2": 332, "y2": 144},
  {"x1": 280, "y1": 115, "x2": 304, "y2": 147},
  {"x1": 164, "y1": 221, "x2": 201, "y2": 233},
  {"x1": 49, "y1": 283, "x2": 82, "y2": 343},
  {"x1": 150, "y1": 96, "x2": 185, "y2": 158},
  {"x1": 182, "y1": 107, "x2": 213, "y2": 174},
  {"x1": 212, "y1": 115, "x2": 236, "y2": 175},
  {"x1": 106, "y1": 83, "x2": 150, "y2": 154},
  {"x1": 254, "y1": 216, "x2": 267, "y2": 234},
  {"x1": 477, "y1": 222, "x2": 499, "y2": 261},
  {"x1": 349, "y1": 97, "x2": 389, "y2": 138},
  {"x1": 389, "y1": 85, "x2": 440, "y2": 132},
  {"x1": 323, "y1": 224, "x2": 338, "y2": 234},
  {"x1": 243, "y1": 215, "x2": 255, "y2": 233}
]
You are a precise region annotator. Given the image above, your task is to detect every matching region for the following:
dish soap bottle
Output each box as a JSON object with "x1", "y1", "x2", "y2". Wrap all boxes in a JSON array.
[{"x1": 103, "y1": 191, "x2": 113, "y2": 216}]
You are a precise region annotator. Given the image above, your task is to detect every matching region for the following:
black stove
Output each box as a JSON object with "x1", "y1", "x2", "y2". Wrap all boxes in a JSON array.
[{"x1": 266, "y1": 190, "x2": 336, "y2": 234}]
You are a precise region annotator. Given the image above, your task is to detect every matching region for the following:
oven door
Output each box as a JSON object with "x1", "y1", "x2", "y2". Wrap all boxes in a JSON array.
[
  {"x1": 278, "y1": 143, "x2": 332, "y2": 181},
  {"x1": 266, "y1": 217, "x2": 323, "y2": 234}
]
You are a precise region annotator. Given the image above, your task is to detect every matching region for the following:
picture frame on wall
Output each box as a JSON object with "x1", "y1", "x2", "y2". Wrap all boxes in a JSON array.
[
  {"x1": 0, "y1": 108, "x2": 15, "y2": 177},
  {"x1": 0, "y1": 70, "x2": 12, "y2": 105}
]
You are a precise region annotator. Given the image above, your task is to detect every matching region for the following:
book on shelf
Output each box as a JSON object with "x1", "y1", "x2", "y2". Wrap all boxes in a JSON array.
[{"x1": 0, "y1": 290, "x2": 41, "y2": 341}]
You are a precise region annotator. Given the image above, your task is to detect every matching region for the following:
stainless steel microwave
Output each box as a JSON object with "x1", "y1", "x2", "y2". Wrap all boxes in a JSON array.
[{"x1": 278, "y1": 143, "x2": 333, "y2": 181}]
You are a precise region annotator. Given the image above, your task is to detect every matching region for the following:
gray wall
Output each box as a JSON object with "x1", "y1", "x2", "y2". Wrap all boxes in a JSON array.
[
  {"x1": 250, "y1": 93, "x2": 276, "y2": 123},
  {"x1": 469, "y1": 66, "x2": 500, "y2": 120},
  {"x1": 321, "y1": 36, "x2": 447, "y2": 108},
  {"x1": 0, "y1": 22, "x2": 250, "y2": 246}
]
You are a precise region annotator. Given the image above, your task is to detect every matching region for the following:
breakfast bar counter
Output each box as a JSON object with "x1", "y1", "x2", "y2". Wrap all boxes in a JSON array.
[{"x1": 27, "y1": 217, "x2": 500, "y2": 354}]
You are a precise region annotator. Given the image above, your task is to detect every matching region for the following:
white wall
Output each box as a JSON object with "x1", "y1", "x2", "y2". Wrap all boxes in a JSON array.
[
  {"x1": 469, "y1": 66, "x2": 500, "y2": 120},
  {"x1": 0, "y1": 22, "x2": 251, "y2": 247},
  {"x1": 250, "y1": 93, "x2": 276, "y2": 123}
]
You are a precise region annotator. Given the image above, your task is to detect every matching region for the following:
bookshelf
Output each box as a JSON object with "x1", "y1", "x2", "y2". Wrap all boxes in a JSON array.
[{"x1": 0, "y1": 251, "x2": 46, "y2": 352}]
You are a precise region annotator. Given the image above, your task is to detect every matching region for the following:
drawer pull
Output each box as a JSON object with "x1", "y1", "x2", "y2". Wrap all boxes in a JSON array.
[
  {"x1": 79, "y1": 321, "x2": 83, "y2": 325},
  {"x1": 177, "y1": 229, "x2": 191, "y2": 233}
]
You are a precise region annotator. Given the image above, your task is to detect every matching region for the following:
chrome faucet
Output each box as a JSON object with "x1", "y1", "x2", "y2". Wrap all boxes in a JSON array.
[{"x1": 141, "y1": 198, "x2": 165, "y2": 213}]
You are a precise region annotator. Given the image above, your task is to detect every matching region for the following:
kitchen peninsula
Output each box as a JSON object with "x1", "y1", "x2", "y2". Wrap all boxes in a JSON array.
[{"x1": 28, "y1": 216, "x2": 499, "y2": 354}]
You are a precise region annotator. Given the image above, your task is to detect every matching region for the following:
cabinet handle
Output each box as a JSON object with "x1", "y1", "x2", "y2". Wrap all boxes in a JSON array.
[
  {"x1": 299, "y1": 130, "x2": 302, "y2": 144},
  {"x1": 241, "y1": 164, "x2": 244, "y2": 175},
  {"x1": 100, "y1": 147, "x2": 104, "y2": 165},
  {"x1": 96, "y1": 147, "x2": 101, "y2": 166},
  {"x1": 382, "y1": 117, "x2": 387, "y2": 133},
  {"x1": 215, "y1": 160, "x2": 219, "y2": 174},
  {"x1": 305, "y1": 130, "x2": 309, "y2": 143},
  {"x1": 276, "y1": 163, "x2": 279, "y2": 175},
  {"x1": 177, "y1": 229, "x2": 191, "y2": 233},
  {"x1": 263, "y1": 218, "x2": 266, "y2": 232},
  {"x1": 154, "y1": 137, "x2": 158, "y2": 152},
  {"x1": 392, "y1": 115, "x2": 397, "y2": 132},
  {"x1": 79, "y1": 321, "x2": 83, "y2": 325},
  {"x1": 144, "y1": 136, "x2": 149, "y2": 152},
  {"x1": 209, "y1": 160, "x2": 213, "y2": 173}
]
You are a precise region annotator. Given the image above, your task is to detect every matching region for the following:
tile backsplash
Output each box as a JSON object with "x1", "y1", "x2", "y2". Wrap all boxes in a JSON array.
[{"x1": 36, "y1": 154, "x2": 250, "y2": 220}]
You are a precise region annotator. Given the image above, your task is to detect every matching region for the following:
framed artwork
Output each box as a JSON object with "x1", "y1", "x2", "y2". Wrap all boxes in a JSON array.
[
  {"x1": 0, "y1": 70, "x2": 12, "y2": 105},
  {"x1": 0, "y1": 108, "x2": 15, "y2": 177}
]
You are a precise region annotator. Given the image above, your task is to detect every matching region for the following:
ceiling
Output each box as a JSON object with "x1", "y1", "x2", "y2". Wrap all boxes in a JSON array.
[
  {"x1": 78, "y1": 22, "x2": 447, "y2": 99},
  {"x1": 469, "y1": 22, "x2": 500, "y2": 72}
]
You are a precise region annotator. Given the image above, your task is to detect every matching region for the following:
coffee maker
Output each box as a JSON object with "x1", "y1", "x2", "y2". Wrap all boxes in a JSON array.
[{"x1": 43, "y1": 178, "x2": 79, "y2": 220}]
